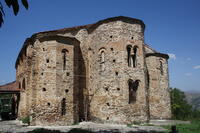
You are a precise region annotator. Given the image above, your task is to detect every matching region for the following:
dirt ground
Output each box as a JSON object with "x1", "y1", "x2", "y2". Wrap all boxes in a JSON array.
[{"x1": 0, "y1": 120, "x2": 171, "y2": 133}]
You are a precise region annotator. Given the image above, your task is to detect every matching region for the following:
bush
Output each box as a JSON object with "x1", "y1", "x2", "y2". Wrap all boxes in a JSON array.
[
  {"x1": 21, "y1": 116, "x2": 30, "y2": 124},
  {"x1": 162, "y1": 120, "x2": 200, "y2": 133}
]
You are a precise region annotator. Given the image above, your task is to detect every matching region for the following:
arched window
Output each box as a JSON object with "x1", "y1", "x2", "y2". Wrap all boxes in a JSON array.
[
  {"x1": 22, "y1": 78, "x2": 26, "y2": 90},
  {"x1": 62, "y1": 49, "x2": 68, "y2": 70},
  {"x1": 127, "y1": 45, "x2": 132, "y2": 67},
  {"x1": 128, "y1": 79, "x2": 140, "y2": 104},
  {"x1": 101, "y1": 51, "x2": 105, "y2": 63},
  {"x1": 99, "y1": 48, "x2": 106, "y2": 71},
  {"x1": 132, "y1": 46, "x2": 138, "y2": 68},
  {"x1": 160, "y1": 60, "x2": 163, "y2": 75},
  {"x1": 61, "y1": 98, "x2": 66, "y2": 115}
]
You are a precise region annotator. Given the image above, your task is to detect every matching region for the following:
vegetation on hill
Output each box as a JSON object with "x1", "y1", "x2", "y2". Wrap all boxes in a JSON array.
[
  {"x1": 164, "y1": 88, "x2": 200, "y2": 133},
  {"x1": 170, "y1": 88, "x2": 200, "y2": 120},
  {"x1": 185, "y1": 92, "x2": 200, "y2": 110}
]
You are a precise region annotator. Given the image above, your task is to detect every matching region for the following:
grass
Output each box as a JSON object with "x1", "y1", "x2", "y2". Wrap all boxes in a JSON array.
[
  {"x1": 127, "y1": 121, "x2": 154, "y2": 127},
  {"x1": 21, "y1": 116, "x2": 30, "y2": 124},
  {"x1": 162, "y1": 120, "x2": 200, "y2": 133}
]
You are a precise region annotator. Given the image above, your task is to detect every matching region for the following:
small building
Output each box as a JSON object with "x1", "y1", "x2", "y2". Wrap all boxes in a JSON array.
[
  {"x1": 0, "y1": 81, "x2": 20, "y2": 119},
  {"x1": 15, "y1": 16, "x2": 171, "y2": 126}
]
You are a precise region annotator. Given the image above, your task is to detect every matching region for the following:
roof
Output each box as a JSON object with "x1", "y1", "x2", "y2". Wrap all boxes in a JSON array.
[
  {"x1": 15, "y1": 16, "x2": 145, "y2": 68},
  {"x1": 34, "y1": 16, "x2": 145, "y2": 37},
  {"x1": 146, "y1": 53, "x2": 169, "y2": 59},
  {"x1": 0, "y1": 81, "x2": 20, "y2": 93}
]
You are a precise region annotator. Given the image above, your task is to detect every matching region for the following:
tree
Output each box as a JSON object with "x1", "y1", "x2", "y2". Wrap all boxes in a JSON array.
[
  {"x1": 0, "y1": 0, "x2": 29, "y2": 27},
  {"x1": 170, "y1": 88, "x2": 193, "y2": 120}
]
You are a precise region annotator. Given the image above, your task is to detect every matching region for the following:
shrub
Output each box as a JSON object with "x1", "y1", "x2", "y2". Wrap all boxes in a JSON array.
[{"x1": 21, "y1": 116, "x2": 30, "y2": 124}]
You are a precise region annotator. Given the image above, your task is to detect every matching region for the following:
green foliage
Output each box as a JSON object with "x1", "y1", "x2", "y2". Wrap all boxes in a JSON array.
[
  {"x1": 127, "y1": 123, "x2": 133, "y2": 127},
  {"x1": 0, "y1": 94, "x2": 12, "y2": 114},
  {"x1": 0, "y1": 94, "x2": 12, "y2": 98},
  {"x1": 72, "y1": 122, "x2": 79, "y2": 125},
  {"x1": 170, "y1": 88, "x2": 200, "y2": 120},
  {"x1": 21, "y1": 116, "x2": 30, "y2": 124},
  {"x1": 191, "y1": 96, "x2": 200, "y2": 110},
  {"x1": 0, "y1": 0, "x2": 29, "y2": 27},
  {"x1": 127, "y1": 121, "x2": 143, "y2": 127},
  {"x1": 162, "y1": 120, "x2": 200, "y2": 133}
]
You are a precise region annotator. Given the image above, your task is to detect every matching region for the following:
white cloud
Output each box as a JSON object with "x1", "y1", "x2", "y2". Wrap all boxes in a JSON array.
[
  {"x1": 185, "y1": 73, "x2": 192, "y2": 76},
  {"x1": 168, "y1": 53, "x2": 176, "y2": 60},
  {"x1": 0, "y1": 80, "x2": 5, "y2": 84},
  {"x1": 194, "y1": 65, "x2": 200, "y2": 69},
  {"x1": 186, "y1": 58, "x2": 191, "y2": 61}
]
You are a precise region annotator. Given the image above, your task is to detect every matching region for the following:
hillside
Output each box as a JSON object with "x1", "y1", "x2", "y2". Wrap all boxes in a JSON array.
[{"x1": 185, "y1": 91, "x2": 200, "y2": 110}]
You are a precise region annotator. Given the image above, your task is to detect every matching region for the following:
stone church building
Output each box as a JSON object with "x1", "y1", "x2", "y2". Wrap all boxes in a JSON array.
[{"x1": 15, "y1": 16, "x2": 171, "y2": 125}]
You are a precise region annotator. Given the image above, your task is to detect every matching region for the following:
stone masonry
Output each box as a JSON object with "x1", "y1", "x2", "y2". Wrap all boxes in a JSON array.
[{"x1": 15, "y1": 16, "x2": 171, "y2": 126}]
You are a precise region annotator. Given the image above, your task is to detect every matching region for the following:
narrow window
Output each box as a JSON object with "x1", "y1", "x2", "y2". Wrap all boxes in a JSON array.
[
  {"x1": 100, "y1": 49, "x2": 106, "y2": 71},
  {"x1": 127, "y1": 45, "x2": 132, "y2": 67},
  {"x1": 132, "y1": 46, "x2": 138, "y2": 68},
  {"x1": 128, "y1": 79, "x2": 140, "y2": 104},
  {"x1": 101, "y1": 51, "x2": 105, "y2": 63},
  {"x1": 160, "y1": 60, "x2": 163, "y2": 75},
  {"x1": 61, "y1": 98, "x2": 66, "y2": 115},
  {"x1": 22, "y1": 78, "x2": 26, "y2": 90},
  {"x1": 62, "y1": 49, "x2": 68, "y2": 70}
]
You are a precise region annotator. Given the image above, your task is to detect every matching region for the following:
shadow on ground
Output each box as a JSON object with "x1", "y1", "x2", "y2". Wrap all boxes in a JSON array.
[{"x1": 27, "y1": 128, "x2": 165, "y2": 133}]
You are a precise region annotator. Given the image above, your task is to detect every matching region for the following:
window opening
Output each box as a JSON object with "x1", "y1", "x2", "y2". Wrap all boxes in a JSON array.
[
  {"x1": 62, "y1": 49, "x2": 68, "y2": 70},
  {"x1": 127, "y1": 45, "x2": 132, "y2": 67},
  {"x1": 128, "y1": 79, "x2": 140, "y2": 104},
  {"x1": 160, "y1": 60, "x2": 163, "y2": 75},
  {"x1": 42, "y1": 88, "x2": 46, "y2": 91},
  {"x1": 132, "y1": 46, "x2": 138, "y2": 68},
  {"x1": 46, "y1": 59, "x2": 49, "y2": 63},
  {"x1": 100, "y1": 50, "x2": 106, "y2": 71},
  {"x1": 61, "y1": 98, "x2": 66, "y2": 115},
  {"x1": 22, "y1": 78, "x2": 25, "y2": 90}
]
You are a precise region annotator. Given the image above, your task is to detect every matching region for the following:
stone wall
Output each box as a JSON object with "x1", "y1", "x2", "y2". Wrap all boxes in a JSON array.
[
  {"x1": 16, "y1": 16, "x2": 171, "y2": 125},
  {"x1": 145, "y1": 46, "x2": 171, "y2": 119},
  {"x1": 85, "y1": 21, "x2": 148, "y2": 123}
]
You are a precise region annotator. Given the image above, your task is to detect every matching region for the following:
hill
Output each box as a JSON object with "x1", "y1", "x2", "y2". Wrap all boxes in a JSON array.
[{"x1": 185, "y1": 91, "x2": 200, "y2": 110}]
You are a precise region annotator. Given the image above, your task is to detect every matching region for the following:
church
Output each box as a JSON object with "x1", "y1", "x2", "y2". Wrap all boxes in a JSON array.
[{"x1": 15, "y1": 16, "x2": 171, "y2": 125}]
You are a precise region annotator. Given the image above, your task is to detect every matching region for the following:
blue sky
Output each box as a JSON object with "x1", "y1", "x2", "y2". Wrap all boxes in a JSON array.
[{"x1": 0, "y1": 0, "x2": 200, "y2": 92}]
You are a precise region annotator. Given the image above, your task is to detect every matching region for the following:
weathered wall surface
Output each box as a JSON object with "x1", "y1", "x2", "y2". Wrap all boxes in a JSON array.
[
  {"x1": 16, "y1": 16, "x2": 171, "y2": 125},
  {"x1": 86, "y1": 21, "x2": 148, "y2": 123},
  {"x1": 17, "y1": 37, "x2": 83, "y2": 125},
  {"x1": 145, "y1": 46, "x2": 171, "y2": 119}
]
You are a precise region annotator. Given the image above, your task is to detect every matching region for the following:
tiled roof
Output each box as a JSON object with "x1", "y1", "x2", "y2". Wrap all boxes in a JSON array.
[{"x1": 0, "y1": 81, "x2": 20, "y2": 92}]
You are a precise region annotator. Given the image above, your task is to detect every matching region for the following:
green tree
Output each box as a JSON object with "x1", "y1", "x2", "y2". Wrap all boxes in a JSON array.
[
  {"x1": 0, "y1": 0, "x2": 29, "y2": 27},
  {"x1": 170, "y1": 88, "x2": 193, "y2": 120}
]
